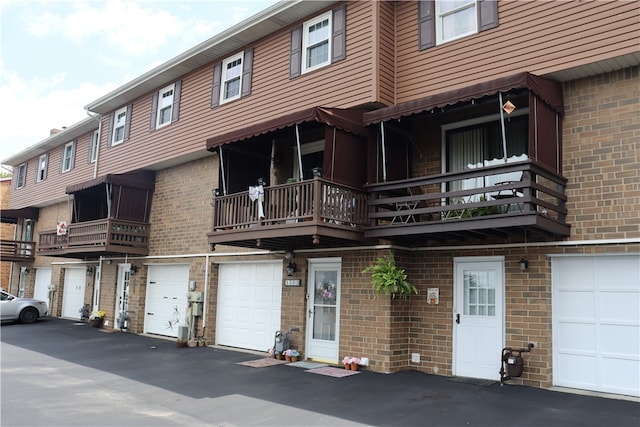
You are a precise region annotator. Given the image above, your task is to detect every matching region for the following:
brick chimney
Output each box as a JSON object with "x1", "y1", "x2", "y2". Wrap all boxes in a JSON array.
[{"x1": 50, "y1": 128, "x2": 61, "y2": 136}]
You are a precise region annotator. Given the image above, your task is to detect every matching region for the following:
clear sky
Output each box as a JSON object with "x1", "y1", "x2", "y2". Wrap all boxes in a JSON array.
[{"x1": 0, "y1": 0, "x2": 278, "y2": 168}]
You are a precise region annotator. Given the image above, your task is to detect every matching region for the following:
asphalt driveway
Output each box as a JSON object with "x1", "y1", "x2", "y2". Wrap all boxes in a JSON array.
[{"x1": 1, "y1": 318, "x2": 638, "y2": 427}]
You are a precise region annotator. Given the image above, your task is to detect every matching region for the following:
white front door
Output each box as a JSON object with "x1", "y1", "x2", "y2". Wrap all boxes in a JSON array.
[
  {"x1": 306, "y1": 258, "x2": 341, "y2": 363},
  {"x1": 62, "y1": 268, "x2": 87, "y2": 320},
  {"x1": 34, "y1": 267, "x2": 52, "y2": 305},
  {"x1": 454, "y1": 258, "x2": 504, "y2": 380},
  {"x1": 552, "y1": 255, "x2": 640, "y2": 397},
  {"x1": 217, "y1": 261, "x2": 282, "y2": 351},
  {"x1": 114, "y1": 265, "x2": 132, "y2": 330},
  {"x1": 145, "y1": 264, "x2": 189, "y2": 337}
]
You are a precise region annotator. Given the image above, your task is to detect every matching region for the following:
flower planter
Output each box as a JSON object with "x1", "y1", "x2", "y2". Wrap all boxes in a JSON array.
[
  {"x1": 350, "y1": 362, "x2": 359, "y2": 371},
  {"x1": 344, "y1": 363, "x2": 351, "y2": 370},
  {"x1": 291, "y1": 356, "x2": 298, "y2": 362},
  {"x1": 285, "y1": 355, "x2": 291, "y2": 362},
  {"x1": 89, "y1": 318, "x2": 104, "y2": 328}
]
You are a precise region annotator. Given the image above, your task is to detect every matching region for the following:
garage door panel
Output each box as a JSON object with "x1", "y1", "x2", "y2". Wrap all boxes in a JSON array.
[
  {"x1": 556, "y1": 259, "x2": 595, "y2": 289},
  {"x1": 600, "y1": 324, "x2": 639, "y2": 356},
  {"x1": 557, "y1": 354, "x2": 597, "y2": 386},
  {"x1": 558, "y1": 323, "x2": 596, "y2": 352},
  {"x1": 557, "y1": 291, "x2": 595, "y2": 319},
  {"x1": 600, "y1": 292, "x2": 639, "y2": 322},
  {"x1": 601, "y1": 359, "x2": 640, "y2": 393},
  {"x1": 596, "y1": 258, "x2": 639, "y2": 288}
]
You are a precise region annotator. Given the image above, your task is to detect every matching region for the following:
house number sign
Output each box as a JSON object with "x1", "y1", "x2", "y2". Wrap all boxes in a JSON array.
[{"x1": 284, "y1": 279, "x2": 301, "y2": 287}]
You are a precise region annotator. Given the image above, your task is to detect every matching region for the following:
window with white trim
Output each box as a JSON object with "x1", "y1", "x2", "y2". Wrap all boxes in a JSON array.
[
  {"x1": 220, "y1": 52, "x2": 243, "y2": 104},
  {"x1": 112, "y1": 106, "x2": 127, "y2": 145},
  {"x1": 89, "y1": 130, "x2": 99, "y2": 163},
  {"x1": 156, "y1": 83, "x2": 175, "y2": 128},
  {"x1": 36, "y1": 154, "x2": 47, "y2": 182},
  {"x1": 16, "y1": 163, "x2": 26, "y2": 189},
  {"x1": 302, "y1": 11, "x2": 332, "y2": 74},
  {"x1": 62, "y1": 141, "x2": 74, "y2": 172},
  {"x1": 436, "y1": 0, "x2": 478, "y2": 44}
]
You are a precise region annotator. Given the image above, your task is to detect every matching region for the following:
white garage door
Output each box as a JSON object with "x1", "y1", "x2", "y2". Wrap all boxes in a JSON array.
[
  {"x1": 145, "y1": 264, "x2": 189, "y2": 338},
  {"x1": 217, "y1": 261, "x2": 282, "y2": 351},
  {"x1": 62, "y1": 268, "x2": 87, "y2": 320},
  {"x1": 552, "y1": 255, "x2": 640, "y2": 397}
]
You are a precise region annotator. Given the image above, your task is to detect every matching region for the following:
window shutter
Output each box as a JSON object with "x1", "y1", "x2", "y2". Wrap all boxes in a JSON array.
[
  {"x1": 43, "y1": 154, "x2": 48, "y2": 180},
  {"x1": 289, "y1": 25, "x2": 302, "y2": 79},
  {"x1": 107, "y1": 112, "x2": 115, "y2": 147},
  {"x1": 70, "y1": 141, "x2": 76, "y2": 170},
  {"x1": 418, "y1": 1, "x2": 435, "y2": 51},
  {"x1": 150, "y1": 92, "x2": 159, "y2": 131},
  {"x1": 478, "y1": 0, "x2": 499, "y2": 32},
  {"x1": 241, "y1": 48, "x2": 254, "y2": 97},
  {"x1": 211, "y1": 62, "x2": 222, "y2": 108},
  {"x1": 332, "y1": 5, "x2": 346, "y2": 62},
  {"x1": 172, "y1": 80, "x2": 182, "y2": 122},
  {"x1": 124, "y1": 104, "x2": 132, "y2": 141}
]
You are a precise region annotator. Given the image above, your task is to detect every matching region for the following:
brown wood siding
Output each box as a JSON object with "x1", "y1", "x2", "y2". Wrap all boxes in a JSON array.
[
  {"x1": 94, "y1": 1, "x2": 377, "y2": 176},
  {"x1": 9, "y1": 131, "x2": 96, "y2": 209},
  {"x1": 377, "y1": 1, "x2": 396, "y2": 106},
  {"x1": 394, "y1": 0, "x2": 640, "y2": 102}
]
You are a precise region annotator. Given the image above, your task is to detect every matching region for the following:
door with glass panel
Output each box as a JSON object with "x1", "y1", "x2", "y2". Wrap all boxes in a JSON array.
[
  {"x1": 453, "y1": 258, "x2": 504, "y2": 380},
  {"x1": 306, "y1": 259, "x2": 341, "y2": 362}
]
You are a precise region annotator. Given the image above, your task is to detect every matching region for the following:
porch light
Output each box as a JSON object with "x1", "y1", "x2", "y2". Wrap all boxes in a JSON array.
[
  {"x1": 286, "y1": 261, "x2": 297, "y2": 276},
  {"x1": 519, "y1": 258, "x2": 529, "y2": 272},
  {"x1": 86, "y1": 266, "x2": 94, "y2": 276},
  {"x1": 129, "y1": 265, "x2": 139, "y2": 275},
  {"x1": 312, "y1": 167, "x2": 322, "y2": 177}
]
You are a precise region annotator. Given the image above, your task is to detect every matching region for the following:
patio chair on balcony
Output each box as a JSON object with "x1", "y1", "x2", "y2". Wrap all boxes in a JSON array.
[{"x1": 392, "y1": 186, "x2": 437, "y2": 224}]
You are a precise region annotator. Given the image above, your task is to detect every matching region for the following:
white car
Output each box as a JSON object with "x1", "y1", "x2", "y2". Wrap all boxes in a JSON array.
[{"x1": 0, "y1": 290, "x2": 48, "y2": 323}]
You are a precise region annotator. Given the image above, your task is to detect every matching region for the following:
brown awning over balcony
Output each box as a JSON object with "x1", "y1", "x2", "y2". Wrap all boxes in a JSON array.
[
  {"x1": 363, "y1": 72, "x2": 563, "y2": 125},
  {"x1": 0, "y1": 207, "x2": 39, "y2": 223},
  {"x1": 206, "y1": 107, "x2": 367, "y2": 150},
  {"x1": 65, "y1": 170, "x2": 156, "y2": 194}
]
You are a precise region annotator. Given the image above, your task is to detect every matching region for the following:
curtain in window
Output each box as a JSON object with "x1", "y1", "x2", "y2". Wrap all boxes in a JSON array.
[{"x1": 448, "y1": 127, "x2": 485, "y2": 193}]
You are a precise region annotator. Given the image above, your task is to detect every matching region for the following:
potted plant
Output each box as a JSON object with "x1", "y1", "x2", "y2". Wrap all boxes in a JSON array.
[
  {"x1": 88, "y1": 310, "x2": 105, "y2": 327},
  {"x1": 342, "y1": 356, "x2": 361, "y2": 371},
  {"x1": 289, "y1": 349, "x2": 300, "y2": 362},
  {"x1": 362, "y1": 252, "x2": 418, "y2": 299}
]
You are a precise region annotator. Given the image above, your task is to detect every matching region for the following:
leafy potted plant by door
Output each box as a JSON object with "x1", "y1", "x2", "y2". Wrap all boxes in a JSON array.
[{"x1": 362, "y1": 252, "x2": 418, "y2": 299}]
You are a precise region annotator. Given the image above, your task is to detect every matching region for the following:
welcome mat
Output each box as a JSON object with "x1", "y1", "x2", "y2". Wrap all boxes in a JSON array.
[
  {"x1": 237, "y1": 358, "x2": 288, "y2": 368},
  {"x1": 449, "y1": 377, "x2": 496, "y2": 387},
  {"x1": 286, "y1": 361, "x2": 328, "y2": 369},
  {"x1": 305, "y1": 366, "x2": 361, "y2": 378}
]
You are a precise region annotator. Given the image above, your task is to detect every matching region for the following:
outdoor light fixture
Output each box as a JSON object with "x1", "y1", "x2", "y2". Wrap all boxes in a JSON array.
[
  {"x1": 286, "y1": 261, "x2": 297, "y2": 276},
  {"x1": 86, "y1": 266, "x2": 94, "y2": 276},
  {"x1": 129, "y1": 265, "x2": 139, "y2": 275},
  {"x1": 312, "y1": 167, "x2": 322, "y2": 177},
  {"x1": 519, "y1": 258, "x2": 529, "y2": 272}
]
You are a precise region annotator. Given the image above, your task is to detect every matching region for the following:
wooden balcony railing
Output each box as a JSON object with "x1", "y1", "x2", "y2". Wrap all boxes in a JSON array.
[
  {"x1": 212, "y1": 178, "x2": 369, "y2": 230},
  {"x1": 0, "y1": 239, "x2": 36, "y2": 262},
  {"x1": 38, "y1": 218, "x2": 150, "y2": 256},
  {"x1": 365, "y1": 160, "x2": 569, "y2": 239}
]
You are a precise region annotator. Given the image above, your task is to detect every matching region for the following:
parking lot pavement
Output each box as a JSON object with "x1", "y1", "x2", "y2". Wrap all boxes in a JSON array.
[{"x1": 2, "y1": 318, "x2": 639, "y2": 427}]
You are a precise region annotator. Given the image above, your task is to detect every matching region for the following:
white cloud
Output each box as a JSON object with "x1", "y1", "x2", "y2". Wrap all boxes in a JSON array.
[{"x1": 0, "y1": 63, "x2": 117, "y2": 162}]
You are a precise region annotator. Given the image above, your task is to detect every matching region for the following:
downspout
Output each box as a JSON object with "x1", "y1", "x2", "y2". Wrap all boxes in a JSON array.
[
  {"x1": 295, "y1": 124, "x2": 303, "y2": 181},
  {"x1": 498, "y1": 92, "x2": 508, "y2": 162},
  {"x1": 380, "y1": 122, "x2": 387, "y2": 182},
  {"x1": 202, "y1": 253, "x2": 210, "y2": 332}
]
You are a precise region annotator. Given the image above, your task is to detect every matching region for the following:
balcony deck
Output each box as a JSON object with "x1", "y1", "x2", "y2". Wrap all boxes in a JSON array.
[
  {"x1": 0, "y1": 240, "x2": 36, "y2": 262},
  {"x1": 207, "y1": 179, "x2": 371, "y2": 251},
  {"x1": 365, "y1": 160, "x2": 570, "y2": 246},
  {"x1": 38, "y1": 219, "x2": 150, "y2": 258}
]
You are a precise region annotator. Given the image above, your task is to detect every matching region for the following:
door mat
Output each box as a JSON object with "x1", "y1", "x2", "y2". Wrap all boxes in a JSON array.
[
  {"x1": 237, "y1": 358, "x2": 288, "y2": 368},
  {"x1": 449, "y1": 377, "x2": 496, "y2": 387},
  {"x1": 305, "y1": 366, "x2": 361, "y2": 378},
  {"x1": 286, "y1": 361, "x2": 328, "y2": 369}
]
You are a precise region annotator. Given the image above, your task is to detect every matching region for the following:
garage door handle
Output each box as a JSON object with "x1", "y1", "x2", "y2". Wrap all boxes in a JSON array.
[
  {"x1": 455, "y1": 314, "x2": 460, "y2": 324},
  {"x1": 147, "y1": 312, "x2": 154, "y2": 315}
]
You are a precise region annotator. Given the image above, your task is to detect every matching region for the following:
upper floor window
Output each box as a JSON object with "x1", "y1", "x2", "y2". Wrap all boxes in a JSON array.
[
  {"x1": 220, "y1": 53, "x2": 243, "y2": 104},
  {"x1": 150, "y1": 82, "x2": 181, "y2": 131},
  {"x1": 36, "y1": 154, "x2": 47, "y2": 182},
  {"x1": 302, "y1": 11, "x2": 332, "y2": 74},
  {"x1": 211, "y1": 50, "x2": 253, "y2": 108},
  {"x1": 290, "y1": 5, "x2": 346, "y2": 78},
  {"x1": 112, "y1": 107, "x2": 127, "y2": 145},
  {"x1": 16, "y1": 163, "x2": 26, "y2": 189},
  {"x1": 436, "y1": 0, "x2": 477, "y2": 44},
  {"x1": 89, "y1": 130, "x2": 99, "y2": 163},
  {"x1": 62, "y1": 141, "x2": 75, "y2": 172},
  {"x1": 419, "y1": 0, "x2": 498, "y2": 50}
]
